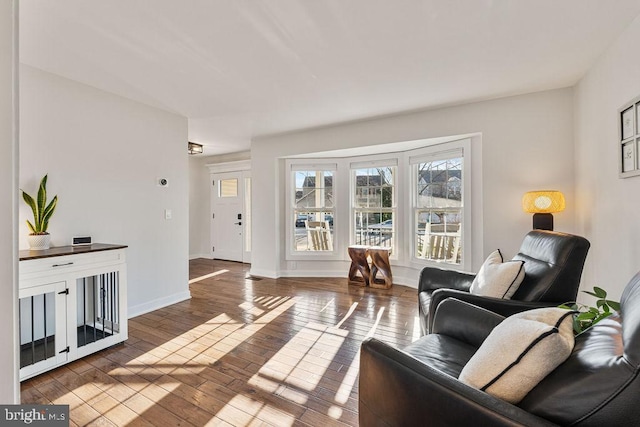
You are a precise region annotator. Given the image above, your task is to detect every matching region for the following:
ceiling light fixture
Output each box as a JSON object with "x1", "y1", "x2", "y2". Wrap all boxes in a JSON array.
[{"x1": 188, "y1": 141, "x2": 203, "y2": 155}]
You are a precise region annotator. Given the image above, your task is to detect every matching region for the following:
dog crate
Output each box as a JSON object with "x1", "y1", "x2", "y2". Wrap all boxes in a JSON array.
[{"x1": 19, "y1": 244, "x2": 127, "y2": 380}]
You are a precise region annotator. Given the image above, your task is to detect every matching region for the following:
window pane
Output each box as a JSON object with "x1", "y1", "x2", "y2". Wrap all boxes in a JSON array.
[
  {"x1": 381, "y1": 186, "x2": 393, "y2": 208},
  {"x1": 416, "y1": 158, "x2": 462, "y2": 208},
  {"x1": 354, "y1": 167, "x2": 394, "y2": 208},
  {"x1": 295, "y1": 171, "x2": 334, "y2": 208},
  {"x1": 293, "y1": 210, "x2": 334, "y2": 252},
  {"x1": 415, "y1": 157, "x2": 463, "y2": 264},
  {"x1": 219, "y1": 179, "x2": 238, "y2": 197},
  {"x1": 353, "y1": 211, "x2": 393, "y2": 248},
  {"x1": 292, "y1": 169, "x2": 335, "y2": 253},
  {"x1": 353, "y1": 166, "x2": 395, "y2": 250},
  {"x1": 354, "y1": 187, "x2": 368, "y2": 207}
]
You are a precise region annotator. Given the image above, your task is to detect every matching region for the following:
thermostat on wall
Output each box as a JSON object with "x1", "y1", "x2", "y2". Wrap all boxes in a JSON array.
[{"x1": 72, "y1": 236, "x2": 92, "y2": 246}]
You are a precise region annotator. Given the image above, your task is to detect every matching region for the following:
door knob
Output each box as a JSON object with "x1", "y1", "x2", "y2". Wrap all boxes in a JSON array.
[{"x1": 235, "y1": 221, "x2": 242, "y2": 225}]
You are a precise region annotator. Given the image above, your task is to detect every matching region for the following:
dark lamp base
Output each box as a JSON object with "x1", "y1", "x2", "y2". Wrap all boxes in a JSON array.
[{"x1": 533, "y1": 213, "x2": 554, "y2": 231}]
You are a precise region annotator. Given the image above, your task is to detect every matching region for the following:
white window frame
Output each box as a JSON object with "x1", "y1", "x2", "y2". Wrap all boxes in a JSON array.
[
  {"x1": 409, "y1": 138, "x2": 472, "y2": 271},
  {"x1": 285, "y1": 159, "x2": 340, "y2": 260},
  {"x1": 350, "y1": 157, "x2": 398, "y2": 259},
  {"x1": 283, "y1": 138, "x2": 474, "y2": 271}
]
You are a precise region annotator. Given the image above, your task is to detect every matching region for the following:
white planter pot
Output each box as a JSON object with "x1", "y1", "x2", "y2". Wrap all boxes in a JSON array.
[{"x1": 27, "y1": 234, "x2": 51, "y2": 250}]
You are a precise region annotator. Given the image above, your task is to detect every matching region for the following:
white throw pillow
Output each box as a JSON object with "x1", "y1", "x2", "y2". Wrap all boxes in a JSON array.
[
  {"x1": 469, "y1": 249, "x2": 525, "y2": 299},
  {"x1": 458, "y1": 307, "x2": 575, "y2": 404}
]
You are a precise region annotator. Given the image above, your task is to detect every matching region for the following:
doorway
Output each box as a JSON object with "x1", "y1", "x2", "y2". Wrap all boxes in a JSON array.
[{"x1": 210, "y1": 166, "x2": 251, "y2": 263}]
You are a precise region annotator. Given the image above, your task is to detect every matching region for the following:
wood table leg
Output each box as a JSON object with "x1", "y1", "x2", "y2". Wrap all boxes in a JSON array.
[
  {"x1": 368, "y1": 247, "x2": 393, "y2": 289},
  {"x1": 348, "y1": 245, "x2": 370, "y2": 286}
]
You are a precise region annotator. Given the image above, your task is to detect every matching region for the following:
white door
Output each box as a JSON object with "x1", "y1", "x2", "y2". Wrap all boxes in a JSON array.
[{"x1": 211, "y1": 171, "x2": 250, "y2": 262}]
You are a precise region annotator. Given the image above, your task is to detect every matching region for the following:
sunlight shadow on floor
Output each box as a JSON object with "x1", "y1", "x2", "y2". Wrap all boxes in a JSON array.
[{"x1": 188, "y1": 269, "x2": 229, "y2": 284}]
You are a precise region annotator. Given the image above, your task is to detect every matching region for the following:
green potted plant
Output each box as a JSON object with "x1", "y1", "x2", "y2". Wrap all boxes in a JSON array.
[
  {"x1": 560, "y1": 286, "x2": 620, "y2": 335},
  {"x1": 21, "y1": 174, "x2": 58, "y2": 250}
]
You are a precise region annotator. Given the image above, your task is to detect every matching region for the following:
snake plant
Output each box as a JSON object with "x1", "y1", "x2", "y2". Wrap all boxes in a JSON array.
[{"x1": 21, "y1": 174, "x2": 58, "y2": 235}]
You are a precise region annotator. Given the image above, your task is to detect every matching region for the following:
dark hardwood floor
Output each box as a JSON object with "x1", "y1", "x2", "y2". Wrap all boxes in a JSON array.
[{"x1": 21, "y1": 259, "x2": 420, "y2": 426}]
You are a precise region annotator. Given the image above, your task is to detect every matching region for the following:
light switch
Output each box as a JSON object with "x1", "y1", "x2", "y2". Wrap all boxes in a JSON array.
[{"x1": 164, "y1": 209, "x2": 172, "y2": 220}]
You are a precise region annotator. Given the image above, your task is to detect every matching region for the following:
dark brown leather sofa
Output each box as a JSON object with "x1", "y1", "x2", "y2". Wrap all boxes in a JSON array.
[
  {"x1": 418, "y1": 230, "x2": 590, "y2": 334},
  {"x1": 359, "y1": 270, "x2": 640, "y2": 426}
]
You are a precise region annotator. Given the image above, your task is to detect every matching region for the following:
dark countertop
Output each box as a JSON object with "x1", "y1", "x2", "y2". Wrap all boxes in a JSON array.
[{"x1": 19, "y1": 243, "x2": 128, "y2": 261}]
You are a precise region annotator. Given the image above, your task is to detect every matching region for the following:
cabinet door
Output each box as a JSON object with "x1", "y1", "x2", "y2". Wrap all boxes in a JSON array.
[
  {"x1": 73, "y1": 269, "x2": 126, "y2": 360},
  {"x1": 19, "y1": 281, "x2": 68, "y2": 380}
]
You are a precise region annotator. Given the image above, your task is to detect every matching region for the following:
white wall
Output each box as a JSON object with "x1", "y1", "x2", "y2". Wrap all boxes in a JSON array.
[
  {"x1": 251, "y1": 88, "x2": 576, "y2": 285},
  {"x1": 20, "y1": 65, "x2": 190, "y2": 317},
  {"x1": 574, "y1": 14, "x2": 640, "y2": 300},
  {"x1": 0, "y1": 0, "x2": 19, "y2": 404},
  {"x1": 189, "y1": 150, "x2": 250, "y2": 259},
  {"x1": 189, "y1": 155, "x2": 210, "y2": 259}
]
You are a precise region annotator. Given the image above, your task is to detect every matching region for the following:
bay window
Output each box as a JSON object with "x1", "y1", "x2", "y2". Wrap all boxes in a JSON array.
[{"x1": 284, "y1": 137, "x2": 472, "y2": 270}]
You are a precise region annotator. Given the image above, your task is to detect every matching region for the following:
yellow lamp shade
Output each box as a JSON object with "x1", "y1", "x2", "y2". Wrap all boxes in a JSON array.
[{"x1": 522, "y1": 191, "x2": 565, "y2": 214}]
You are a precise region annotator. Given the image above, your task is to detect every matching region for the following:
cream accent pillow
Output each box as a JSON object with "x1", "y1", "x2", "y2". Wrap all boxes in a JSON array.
[
  {"x1": 469, "y1": 249, "x2": 525, "y2": 299},
  {"x1": 459, "y1": 307, "x2": 575, "y2": 404}
]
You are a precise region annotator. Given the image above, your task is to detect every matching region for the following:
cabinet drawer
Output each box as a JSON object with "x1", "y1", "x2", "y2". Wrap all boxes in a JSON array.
[{"x1": 19, "y1": 249, "x2": 125, "y2": 287}]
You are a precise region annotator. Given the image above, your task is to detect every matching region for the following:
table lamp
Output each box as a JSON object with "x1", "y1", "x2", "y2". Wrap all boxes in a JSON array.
[{"x1": 522, "y1": 190, "x2": 565, "y2": 231}]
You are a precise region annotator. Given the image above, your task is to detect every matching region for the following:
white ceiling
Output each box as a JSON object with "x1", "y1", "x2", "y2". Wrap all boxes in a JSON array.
[{"x1": 19, "y1": 1, "x2": 640, "y2": 156}]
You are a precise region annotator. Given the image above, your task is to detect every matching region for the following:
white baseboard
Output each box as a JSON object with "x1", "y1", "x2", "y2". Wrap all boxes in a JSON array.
[
  {"x1": 128, "y1": 290, "x2": 192, "y2": 318},
  {"x1": 278, "y1": 269, "x2": 415, "y2": 288},
  {"x1": 389, "y1": 274, "x2": 415, "y2": 288},
  {"x1": 189, "y1": 253, "x2": 212, "y2": 260},
  {"x1": 279, "y1": 269, "x2": 344, "y2": 278}
]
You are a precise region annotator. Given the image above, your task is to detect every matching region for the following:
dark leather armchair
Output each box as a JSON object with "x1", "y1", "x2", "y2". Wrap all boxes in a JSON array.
[
  {"x1": 418, "y1": 230, "x2": 590, "y2": 334},
  {"x1": 360, "y1": 271, "x2": 640, "y2": 426}
]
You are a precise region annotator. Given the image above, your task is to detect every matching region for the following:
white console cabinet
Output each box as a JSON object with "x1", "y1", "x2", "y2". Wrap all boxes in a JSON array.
[{"x1": 18, "y1": 244, "x2": 127, "y2": 380}]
